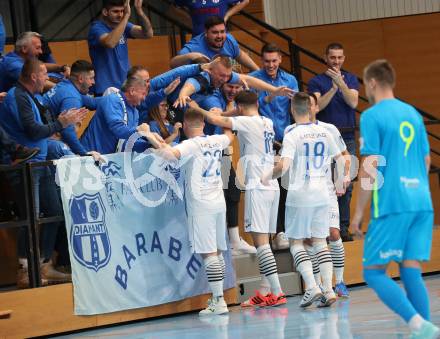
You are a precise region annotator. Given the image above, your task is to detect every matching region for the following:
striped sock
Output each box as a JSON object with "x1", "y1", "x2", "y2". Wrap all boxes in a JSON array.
[
  {"x1": 305, "y1": 244, "x2": 321, "y2": 286},
  {"x1": 314, "y1": 241, "x2": 333, "y2": 293},
  {"x1": 204, "y1": 256, "x2": 224, "y2": 298},
  {"x1": 329, "y1": 239, "x2": 345, "y2": 284},
  {"x1": 257, "y1": 244, "x2": 282, "y2": 295},
  {"x1": 290, "y1": 244, "x2": 316, "y2": 290},
  {"x1": 218, "y1": 253, "x2": 226, "y2": 280}
]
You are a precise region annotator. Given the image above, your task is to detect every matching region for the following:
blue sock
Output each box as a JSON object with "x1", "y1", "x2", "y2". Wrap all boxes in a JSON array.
[
  {"x1": 400, "y1": 267, "x2": 430, "y2": 321},
  {"x1": 363, "y1": 268, "x2": 417, "y2": 323}
]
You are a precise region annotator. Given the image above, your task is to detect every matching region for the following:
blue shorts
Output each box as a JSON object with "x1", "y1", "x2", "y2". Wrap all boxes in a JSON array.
[{"x1": 363, "y1": 211, "x2": 434, "y2": 266}]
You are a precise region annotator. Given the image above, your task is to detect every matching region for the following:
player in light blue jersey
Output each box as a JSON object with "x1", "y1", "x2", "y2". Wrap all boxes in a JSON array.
[{"x1": 351, "y1": 60, "x2": 438, "y2": 338}]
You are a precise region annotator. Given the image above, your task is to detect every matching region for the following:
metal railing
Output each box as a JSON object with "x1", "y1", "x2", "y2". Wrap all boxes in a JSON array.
[{"x1": 0, "y1": 161, "x2": 66, "y2": 288}]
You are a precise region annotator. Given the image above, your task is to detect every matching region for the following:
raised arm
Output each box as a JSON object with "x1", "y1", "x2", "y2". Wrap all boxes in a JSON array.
[
  {"x1": 235, "y1": 50, "x2": 259, "y2": 71},
  {"x1": 99, "y1": 1, "x2": 131, "y2": 48},
  {"x1": 189, "y1": 101, "x2": 233, "y2": 129},
  {"x1": 173, "y1": 80, "x2": 197, "y2": 108},
  {"x1": 170, "y1": 53, "x2": 210, "y2": 68},
  {"x1": 240, "y1": 74, "x2": 294, "y2": 97},
  {"x1": 130, "y1": 0, "x2": 154, "y2": 39},
  {"x1": 224, "y1": 0, "x2": 250, "y2": 22}
]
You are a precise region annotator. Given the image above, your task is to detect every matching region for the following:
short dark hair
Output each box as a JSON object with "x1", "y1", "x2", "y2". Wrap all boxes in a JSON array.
[
  {"x1": 204, "y1": 16, "x2": 225, "y2": 30},
  {"x1": 103, "y1": 0, "x2": 125, "y2": 10},
  {"x1": 261, "y1": 43, "x2": 281, "y2": 55},
  {"x1": 325, "y1": 42, "x2": 344, "y2": 55},
  {"x1": 291, "y1": 92, "x2": 311, "y2": 116},
  {"x1": 363, "y1": 59, "x2": 396, "y2": 88},
  {"x1": 20, "y1": 58, "x2": 43, "y2": 82},
  {"x1": 307, "y1": 92, "x2": 318, "y2": 105},
  {"x1": 235, "y1": 90, "x2": 258, "y2": 107},
  {"x1": 71, "y1": 60, "x2": 94, "y2": 76},
  {"x1": 127, "y1": 65, "x2": 148, "y2": 79}
]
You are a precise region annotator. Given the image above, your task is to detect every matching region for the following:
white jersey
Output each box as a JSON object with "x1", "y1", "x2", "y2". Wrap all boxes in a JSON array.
[
  {"x1": 175, "y1": 134, "x2": 231, "y2": 215},
  {"x1": 231, "y1": 115, "x2": 279, "y2": 191},
  {"x1": 281, "y1": 123, "x2": 340, "y2": 207},
  {"x1": 316, "y1": 120, "x2": 347, "y2": 197}
]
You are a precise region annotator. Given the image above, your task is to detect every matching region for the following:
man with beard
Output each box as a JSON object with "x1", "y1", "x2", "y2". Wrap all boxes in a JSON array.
[
  {"x1": 43, "y1": 60, "x2": 99, "y2": 157},
  {"x1": 88, "y1": 0, "x2": 153, "y2": 95},
  {"x1": 308, "y1": 42, "x2": 359, "y2": 242},
  {"x1": 170, "y1": 16, "x2": 258, "y2": 71}
]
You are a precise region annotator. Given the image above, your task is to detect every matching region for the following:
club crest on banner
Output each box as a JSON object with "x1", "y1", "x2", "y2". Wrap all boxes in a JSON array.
[{"x1": 69, "y1": 193, "x2": 111, "y2": 272}]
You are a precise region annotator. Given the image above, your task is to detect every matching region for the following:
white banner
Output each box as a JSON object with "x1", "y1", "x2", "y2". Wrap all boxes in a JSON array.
[{"x1": 57, "y1": 151, "x2": 235, "y2": 315}]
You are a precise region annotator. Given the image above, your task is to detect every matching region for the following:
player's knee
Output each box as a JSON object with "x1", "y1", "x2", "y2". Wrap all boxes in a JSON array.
[
  {"x1": 363, "y1": 266, "x2": 386, "y2": 287},
  {"x1": 400, "y1": 260, "x2": 421, "y2": 269},
  {"x1": 329, "y1": 228, "x2": 340, "y2": 241},
  {"x1": 312, "y1": 238, "x2": 327, "y2": 251},
  {"x1": 303, "y1": 238, "x2": 313, "y2": 246}
]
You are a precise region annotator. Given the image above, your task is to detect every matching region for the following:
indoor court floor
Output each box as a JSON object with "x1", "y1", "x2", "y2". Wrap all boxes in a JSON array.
[{"x1": 53, "y1": 275, "x2": 440, "y2": 339}]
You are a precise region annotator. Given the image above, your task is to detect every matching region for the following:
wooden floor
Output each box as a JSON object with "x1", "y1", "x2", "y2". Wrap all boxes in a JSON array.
[
  {"x1": 52, "y1": 275, "x2": 440, "y2": 339},
  {"x1": 0, "y1": 229, "x2": 439, "y2": 338}
]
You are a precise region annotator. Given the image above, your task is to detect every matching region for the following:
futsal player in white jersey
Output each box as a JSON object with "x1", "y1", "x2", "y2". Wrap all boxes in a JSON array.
[
  {"x1": 306, "y1": 93, "x2": 351, "y2": 297},
  {"x1": 157, "y1": 108, "x2": 234, "y2": 315},
  {"x1": 262, "y1": 92, "x2": 346, "y2": 307},
  {"x1": 188, "y1": 91, "x2": 286, "y2": 307}
]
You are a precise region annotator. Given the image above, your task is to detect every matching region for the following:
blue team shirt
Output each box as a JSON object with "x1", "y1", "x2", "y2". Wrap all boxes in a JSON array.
[
  {"x1": 138, "y1": 64, "x2": 203, "y2": 122},
  {"x1": 0, "y1": 52, "x2": 24, "y2": 92},
  {"x1": 43, "y1": 79, "x2": 93, "y2": 155},
  {"x1": 174, "y1": 0, "x2": 239, "y2": 36},
  {"x1": 360, "y1": 98, "x2": 432, "y2": 218},
  {"x1": 81, "y1": 92, "x2": 139, "y2": 154},
  {"x1": 308, "y1": 71, "x2": 359, "y2": 140},
  {"x1": 0, "y1": 88, "x2": 48, "y2": 162},
  {"x1": 249, "y1": 69, "x2": 298, "y2": 141},
  {"x1": 186, "y1": 71, "x2": 240, "y2": 107},
  {"x1": 149, "y1": 120, "x2": 180, "y2": 144},
  {"x1": 88, "y1": 20, "x2": 134, "y2": 94},
  {"x1": 178, "y1": 32, "x2": 240, "y2": 60},
  {"x1": 198, "y1": 90, "x2": 226, "y2": 135}
]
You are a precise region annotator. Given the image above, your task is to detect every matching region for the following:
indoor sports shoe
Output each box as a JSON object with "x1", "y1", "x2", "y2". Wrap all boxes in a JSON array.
[
  {"x1": 272, "y1": 232, "x2": 289, "y2": 250},
  {"x1": 410, "y1": 320, "x2": 440, "y2": 339},
  {"x1": 265, "y1": 292, "x2": 287, "y2": 307},
  {"x1": 199, "y1": 297, "x2": 229, "y2": 316},
  {"x1": 335, "y1": 282, "x2": 349, "y2": 298},
  {"x1": 300, "y1": 286, "x2": 323, "y2": 308},
  {"x1": 231, "y1": 238, "x2": 257, "y2": 256},
  {"x1": 317, "y1": 291, "x2": 337, "y2": 308},
  {"x1": 240, "y1": 290, "x2": 268, "y2": 307}
]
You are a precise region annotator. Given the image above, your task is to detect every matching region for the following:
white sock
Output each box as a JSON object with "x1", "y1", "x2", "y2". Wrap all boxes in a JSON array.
[
  {"x1": 305, "y1": 244, "x2": 321, "y2": 285},
  {"x1": 218, "y1": 253, "x2": 226, "y2": 279},
  {"x1": 314, "y1": 240, "x2": 333, "y2": 293},
  {"x1": 228, "y1": 227, "x2": 241, "y2": 244},
  {"x1": 257, "y1": 244, "x2": 282, "y2": 295},
  {"x1": 259, "y1": 275, "x2": 271, "y2": 295},
  {"x1": 329, "y1": 238, "x2": 345, "y2": 284},
  {"x1": 290, "y1": 244, "x2": 316, "y2": 290},
  {"x1": 409, "y1": 314, "x2": 424, "y2": 331},
  {"x1": 203, "y1": 256, "x2": 224, "y2": 298}
]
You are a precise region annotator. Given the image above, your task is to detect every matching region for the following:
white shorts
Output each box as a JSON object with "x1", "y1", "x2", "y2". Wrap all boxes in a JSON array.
[
  {"x1": 188, "y1": 212, "x2": 227, "y2": 254},
  {"x1": 244, "y1": 189, "x2": 280, "y2": 234},
  {"x1": 329, "y1": 196, "x2": 340, "y2": 230},
  {"x1": 285, "y1": 205, "x2": 329, "y2": 239}
]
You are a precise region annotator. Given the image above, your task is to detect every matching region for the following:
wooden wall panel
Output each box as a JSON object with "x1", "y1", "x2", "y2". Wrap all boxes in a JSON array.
[
  {"x1": 263, "y1": 0, "x2": 440, "y2": 29},
  {"x1": 0, "y1": 284, "x2": 236, "y2": 339}
]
